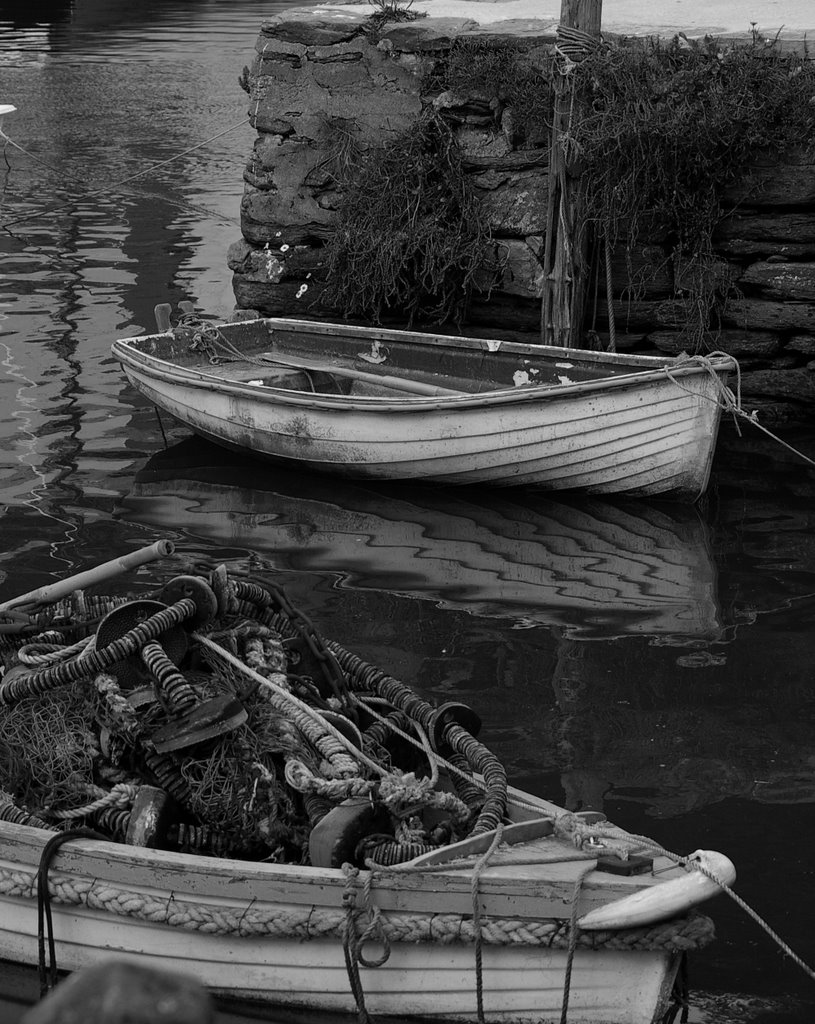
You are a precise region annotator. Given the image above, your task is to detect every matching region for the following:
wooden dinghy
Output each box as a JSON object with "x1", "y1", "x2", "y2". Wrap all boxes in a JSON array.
[
  {"x1": 0, "y1": 543, "x2": 735, "y2": 1024},
  {"x1": 126, "y1": 438, "x2": 721, "y2": 639},
  {"x1": 111, "y1": 313, "x2": 737, "y2": 500}
]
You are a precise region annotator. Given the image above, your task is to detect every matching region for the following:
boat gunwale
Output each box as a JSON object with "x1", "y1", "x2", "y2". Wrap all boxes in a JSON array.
[{"x1": 0, "y1": 820, "x2": 681, "y2": 920}]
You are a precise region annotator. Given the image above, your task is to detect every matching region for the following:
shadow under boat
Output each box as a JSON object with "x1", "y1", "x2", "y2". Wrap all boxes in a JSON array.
[{"x1": 125, "y1": 437, "x2": 721, "y2": 640}]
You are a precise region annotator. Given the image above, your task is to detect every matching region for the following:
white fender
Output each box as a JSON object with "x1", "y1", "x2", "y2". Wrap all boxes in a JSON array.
[{"x1": 578, "y1": 849, "x2": 736, "y2": 931}]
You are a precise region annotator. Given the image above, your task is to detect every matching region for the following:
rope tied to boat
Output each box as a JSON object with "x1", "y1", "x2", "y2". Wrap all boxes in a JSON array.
[
  {"x1": 180, "y1": 315, "x2": 273, "y2": 370},
  {"x1": 559, "y1": 862, "x2": 597, "y2": 1024},
  {"x1": 471, "y1": 822, "x2": 504, "y2": 1024},
  {"x1": 341, "y1": 863, "x2": 391, "y2": 1024},
  {"x1": 554, "y1": 811, "x2": 650, "y2": 858},
  {"x1": 36, "y1": 827, "x2": 106, "y2": 996},
  {"x1": 609, "y1": 834, "x2": 815, "y2": 984},
  {"x1": 665, "y1": 351, "x2": 815, "y2": 471}
]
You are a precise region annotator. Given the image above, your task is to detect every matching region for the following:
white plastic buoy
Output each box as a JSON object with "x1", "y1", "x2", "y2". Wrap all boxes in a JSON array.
[{"x1": 0, "y1": 104, "x2": 15, "y2": 134}]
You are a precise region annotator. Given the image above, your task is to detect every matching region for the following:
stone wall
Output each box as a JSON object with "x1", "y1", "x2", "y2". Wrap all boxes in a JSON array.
[{"x1": 228, "y1": 7, "x2": 815, "y2": 422}]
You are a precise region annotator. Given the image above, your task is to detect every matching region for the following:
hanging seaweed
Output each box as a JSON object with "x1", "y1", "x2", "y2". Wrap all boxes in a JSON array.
[
  {"x1": 320, "y1": 110, "x2": 495, "y2": 327},
  {"x1": 431, "y1": 36, "x2": 554, "y2": 148},
  {"x1": 566, "y1": 35, "x2": 815, "y2": 345}
]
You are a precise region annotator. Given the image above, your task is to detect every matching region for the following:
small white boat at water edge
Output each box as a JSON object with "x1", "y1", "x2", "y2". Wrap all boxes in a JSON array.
[
  {"x1": 0, "y1": 801, "x2": 733, "y2": 1024},
  {"x1": 111, "y1": 316, "x2": 736, "y2": 500}
]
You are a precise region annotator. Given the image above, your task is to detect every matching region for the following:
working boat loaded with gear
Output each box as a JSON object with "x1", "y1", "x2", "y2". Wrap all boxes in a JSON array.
[
  {"x1": 111, "y1": 309, "x2": 736, "y2": 500},
  {"x1": 0, "y1": 542, "x2": 734, "y2": 1023}
]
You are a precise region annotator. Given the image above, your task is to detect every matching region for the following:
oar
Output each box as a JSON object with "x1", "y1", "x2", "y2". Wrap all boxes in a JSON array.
[
  {"x1": 259, "y1": 353, "x2": 465, "y2": 398},
  {"x1": 406, "y1": 816, "x2": 556, "y2": 867},
  {"x1": 0, "y1": 540, "x2": 175, "y2": 614}
]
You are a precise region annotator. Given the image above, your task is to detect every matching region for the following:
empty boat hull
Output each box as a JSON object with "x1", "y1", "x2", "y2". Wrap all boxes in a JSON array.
[{"x1": 113, "y1": 318, "x2": 734, "y2": 499}]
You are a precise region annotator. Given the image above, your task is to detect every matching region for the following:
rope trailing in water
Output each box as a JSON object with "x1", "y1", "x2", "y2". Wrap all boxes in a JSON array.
[
  {"x1": 341, "y1": 864, "x2": 391, "y2": 1024},
  {"x1": 0, "y1": 120, "x2": 249, "y2": 230},
  {"x1": 617, "y1": 835, "x2": 815, "y2": 984}
]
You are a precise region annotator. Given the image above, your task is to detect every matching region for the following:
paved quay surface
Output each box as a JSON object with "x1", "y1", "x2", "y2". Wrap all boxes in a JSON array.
[{"x1": 300, "y1": 0, "x2": 815, "y2": 43}]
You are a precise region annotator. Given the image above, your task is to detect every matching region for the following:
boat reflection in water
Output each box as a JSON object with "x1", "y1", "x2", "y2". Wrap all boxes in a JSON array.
[{"x1": 125, "y1": 437, "x2": 720, "y2": 640}]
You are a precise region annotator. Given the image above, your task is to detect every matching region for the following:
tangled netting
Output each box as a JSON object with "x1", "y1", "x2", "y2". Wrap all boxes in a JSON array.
[
  {"x1": 320, "y1": 109, "x2": 496, "y2": 328},
  {"x1": 0, "y1": 681, "x2": 99, "y2": 812},
  {"x1": 0, "y1": 567, "x2": 505, "y2": 867}
]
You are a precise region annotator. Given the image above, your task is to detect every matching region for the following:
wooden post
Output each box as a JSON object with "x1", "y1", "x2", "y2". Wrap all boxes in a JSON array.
[{"x1": 541, "y1": 0, "x2": 602, "y2": 349}]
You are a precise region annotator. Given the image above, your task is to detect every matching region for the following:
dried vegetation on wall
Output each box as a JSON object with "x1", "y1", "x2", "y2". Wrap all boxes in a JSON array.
[{"x1": 228, "y1": 7, "x2": 815, "y2": 420}]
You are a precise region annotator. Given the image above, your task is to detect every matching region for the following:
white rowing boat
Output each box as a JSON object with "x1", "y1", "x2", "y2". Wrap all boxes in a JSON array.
[{"x1": 111, "y1": 314, "x2": 735, "y2": 500}]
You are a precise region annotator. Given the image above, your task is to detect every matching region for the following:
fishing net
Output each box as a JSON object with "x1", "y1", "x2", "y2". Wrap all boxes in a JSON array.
[{"x1": 0, "y1": 679, "x2": 99, "y2": 812}]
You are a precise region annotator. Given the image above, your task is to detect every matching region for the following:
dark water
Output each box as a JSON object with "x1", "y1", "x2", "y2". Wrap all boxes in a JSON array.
[{"x1": 1, "y1": 2, "x2": 815, "y2": 1022}]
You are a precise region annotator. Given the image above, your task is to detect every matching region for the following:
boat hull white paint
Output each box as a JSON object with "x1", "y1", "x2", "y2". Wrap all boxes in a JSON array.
[
  {"x1": 0, "y1": 887, "x2": 677, "y2": 1024},
  {"x1": 113, "y1": 318, "x2": 734, "y2": 500},
  {"x1": 0, "y1": 779, "x2": 715, "y2": 1024}
]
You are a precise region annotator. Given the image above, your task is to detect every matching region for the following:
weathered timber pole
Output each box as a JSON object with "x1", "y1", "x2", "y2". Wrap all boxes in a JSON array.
[{"x1": 541, "y1": 0, "x2": 602, "y2": 348}]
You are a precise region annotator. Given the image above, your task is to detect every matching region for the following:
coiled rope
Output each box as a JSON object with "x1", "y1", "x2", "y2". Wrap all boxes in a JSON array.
[
  {"x1": 0, "y1": 598, "x2": 197, "y2": 705},
  {"x1": 45, "y1": 782, "x2": 137, "y2": 822}
]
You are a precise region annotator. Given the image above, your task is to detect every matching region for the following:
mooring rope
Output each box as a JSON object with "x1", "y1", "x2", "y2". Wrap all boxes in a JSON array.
[
  {"x1": 612, "y1": 835, "x2": 815, "y2": 984},
  {"x1": 341, "y1": 865, "x2": 377, "y2": 1024},
  {"x1": 604, "y1": 236, "x2": 617, "y2": 352},
  {"x1": 0, "y1": 119, "x2": 249, "y2": 230},
  {"x1": 665, "y1": 352, "x2": 815, "y2": 471}
]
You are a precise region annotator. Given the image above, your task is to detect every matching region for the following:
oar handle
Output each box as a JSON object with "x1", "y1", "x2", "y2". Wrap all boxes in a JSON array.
[{"x1": 0, "y1": 540, "x2": 176, "y2": 614}]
